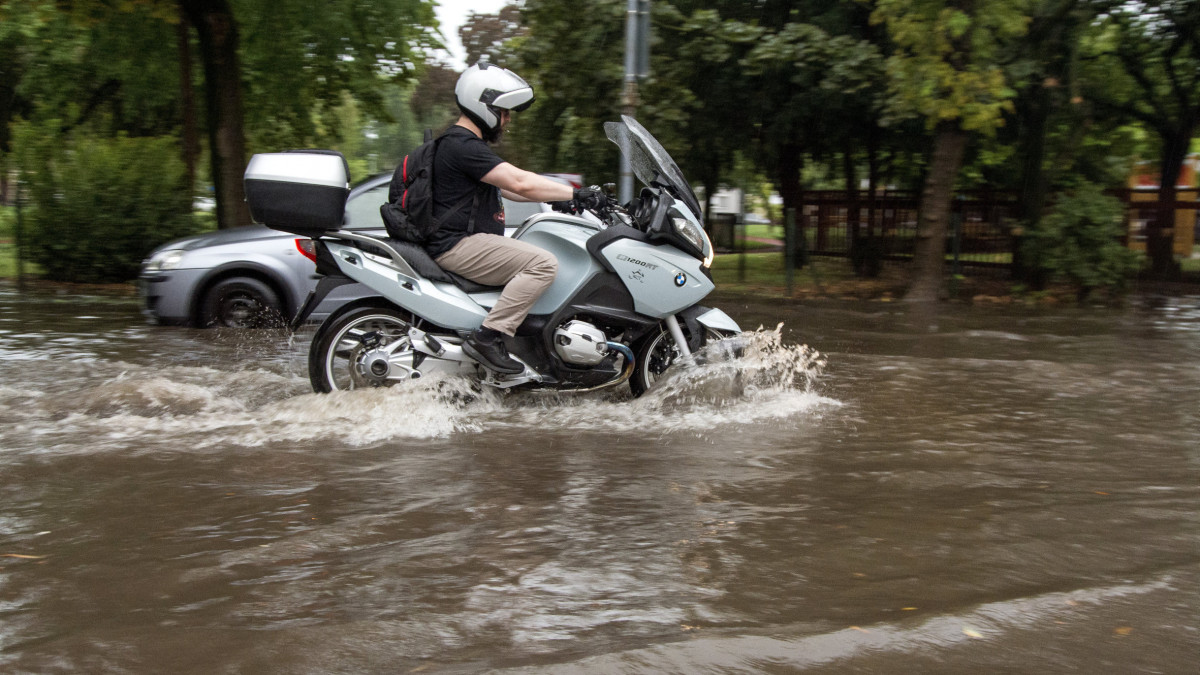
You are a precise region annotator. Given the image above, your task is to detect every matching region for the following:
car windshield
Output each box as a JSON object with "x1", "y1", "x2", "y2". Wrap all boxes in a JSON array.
[
  {"x1": 343, "y1": 184, "x2": 388, "y2": 230},
  {"x1": 603, "y1": 115, "x2": 702, "y2": 220}
]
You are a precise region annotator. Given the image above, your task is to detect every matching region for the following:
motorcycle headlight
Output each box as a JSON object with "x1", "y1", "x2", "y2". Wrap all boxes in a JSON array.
[
  {"x1": 143, "y1": 249, "x2": 185, "y2": 272},
  {"x1": 670, "y1": 213, "x2": 714, "y2": 268}
]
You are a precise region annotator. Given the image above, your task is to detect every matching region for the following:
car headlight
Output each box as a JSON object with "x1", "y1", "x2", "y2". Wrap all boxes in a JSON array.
[
  {"x1": 143, "y1": 249, "x2": 185, "y2": 272},
  {"x1": 670, "y1": 213, "x2": 714, "y2": 268}
]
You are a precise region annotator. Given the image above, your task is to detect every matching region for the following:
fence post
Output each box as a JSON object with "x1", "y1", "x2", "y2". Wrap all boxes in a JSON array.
[
  {"x1": 737, "y1": 214, "x2": 746, "y2": 283},
  {"x1": 14, "y1": 178, "x2": 25, "y2": 289},
  {"x1": 785, "y1": 207, "x2": 796, "y2": 296}
]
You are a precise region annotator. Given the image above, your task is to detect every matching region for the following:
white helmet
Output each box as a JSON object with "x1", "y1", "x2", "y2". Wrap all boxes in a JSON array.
[{"x1": 455, "y1": 61, "x2": 534, "y2": 141}]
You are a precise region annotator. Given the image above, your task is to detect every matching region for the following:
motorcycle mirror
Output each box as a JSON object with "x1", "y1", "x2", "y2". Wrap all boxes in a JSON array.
[{"x1": 602, "y1": 183, "x2": 617, "y2": 197}]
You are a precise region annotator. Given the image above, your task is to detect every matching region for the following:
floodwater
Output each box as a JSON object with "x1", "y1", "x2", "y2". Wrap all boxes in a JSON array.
[{"x1": 0, "y1": 282, "x2": 1197, "y2": 674}]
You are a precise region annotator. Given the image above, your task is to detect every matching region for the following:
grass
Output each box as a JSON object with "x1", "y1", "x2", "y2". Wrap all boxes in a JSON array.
[
  {"x1": 0, "y1": 204, "x2": 47, "y2": 279},
  {"x1": 0, "y1": 205, "x2": 23, "y2": 279},
  {"x1": 709, "y1": 250, "x2": 909, "y2": 299},
  {"x1": 743, "y1": 223, "x2": 782, "y2": 240},
  {"x1": 1183, "y1": 246, "x2": 1200, "y2": 274}
]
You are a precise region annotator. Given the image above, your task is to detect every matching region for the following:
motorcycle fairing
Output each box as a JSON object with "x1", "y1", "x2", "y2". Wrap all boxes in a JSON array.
[
  {"x1": 695, "y1": 307, "x2": 740, "y2": 334},
  {"x1": 324, "y1": 240, "x2": 488, "y2": 330},
  {"x1": 597, "y1": 237, "x2": 714, "y2": 318}
]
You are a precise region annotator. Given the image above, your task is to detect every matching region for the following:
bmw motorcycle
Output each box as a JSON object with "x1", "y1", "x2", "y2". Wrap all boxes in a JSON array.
[{"x1": 245, "y1": 116, "x2": 741, "y2": 396}]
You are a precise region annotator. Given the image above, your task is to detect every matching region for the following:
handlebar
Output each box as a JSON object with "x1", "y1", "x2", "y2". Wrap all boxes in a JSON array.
[
  {"x1": 550, "y1": 194, "x2": 633, "y2": 229},
  {"x1": 591, "y1": 198, "x2": 634, "y2": 229}
]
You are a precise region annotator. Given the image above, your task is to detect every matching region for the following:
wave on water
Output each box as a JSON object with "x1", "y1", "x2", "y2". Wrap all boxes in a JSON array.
[
  {"x1": 0, "y1": 326, "x2": 835, "y2": 452},
  {"x1": 498, "y1": 574, "x2": 1183, "y2": 673}
]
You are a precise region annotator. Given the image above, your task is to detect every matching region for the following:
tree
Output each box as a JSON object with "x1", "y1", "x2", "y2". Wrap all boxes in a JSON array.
[
  {"x1": 871, "y1": 0, "x2": 1029, "y2": 302},
  {"x1": 0, "y1": 1, "x2": 37, "y2": 202},
  {"x1": 2, "y1": 0, "x2": 440, "y2": 229},
  {"x1": 503, "y1": 0, "x2": 629, "y2": 180},
  {"x1": 660, "y1": 7, "x2": 758, "y2": 232},
  {"x1": 460, "y1": 3, "x2": 525, "y2": 66},
  {"x1": 736, "y1": 7, "x2": 889, "y2": 267},
  {"x1": 1083, "y1": 1, "x2": 1200, "y2": 277},
  {"x1": 0, "y1": 2, "x2": 181, "y2": 172},
  {"x1": 1008, "y1": 0, "x2": 1091, "y2": 260},
  {"x1": 180, "y1": 0, "x2": 249, "y2": 229},
  {"x1": 410, "y1": 63, "x2": 460, "y2": 125},
  {"x1": 203, "y1": 0, "x2": 440, "y2": 227}
]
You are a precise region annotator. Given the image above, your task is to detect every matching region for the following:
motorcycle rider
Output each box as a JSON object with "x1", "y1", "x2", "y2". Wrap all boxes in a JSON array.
[{"x1": 425, "y1": 61, "x2": 605, "y2": 374}]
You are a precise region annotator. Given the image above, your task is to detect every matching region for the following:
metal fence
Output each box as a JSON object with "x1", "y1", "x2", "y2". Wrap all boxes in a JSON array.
[{"x1": 769, "y1": 190, "x2": 1200, "y2": 273}]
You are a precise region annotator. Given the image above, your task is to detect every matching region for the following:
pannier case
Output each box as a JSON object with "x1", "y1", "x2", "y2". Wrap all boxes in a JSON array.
[{"x1": 244, "y1": 150, "x2": 350, "y2": 237}]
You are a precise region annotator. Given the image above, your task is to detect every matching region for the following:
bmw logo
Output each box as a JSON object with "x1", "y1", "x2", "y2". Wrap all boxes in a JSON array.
[{"x1": 674, "y1": 272, "x2": 687, "y2": 287}]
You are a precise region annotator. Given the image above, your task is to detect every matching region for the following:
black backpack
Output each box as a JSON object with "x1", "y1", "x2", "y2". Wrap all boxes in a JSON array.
[{"x1": 380, "y1": 129, "x2": 479, "y2": 244}]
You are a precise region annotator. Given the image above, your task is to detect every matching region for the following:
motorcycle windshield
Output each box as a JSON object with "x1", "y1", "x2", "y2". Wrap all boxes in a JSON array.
[{"x1": 604, "y1": 116, "x2": 703, "y2": 220}]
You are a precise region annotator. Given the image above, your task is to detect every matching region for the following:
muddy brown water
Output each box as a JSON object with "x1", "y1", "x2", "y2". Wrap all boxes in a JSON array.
[{"x1": 1, "y1": 283, "x2": 1197, "y2": 673}]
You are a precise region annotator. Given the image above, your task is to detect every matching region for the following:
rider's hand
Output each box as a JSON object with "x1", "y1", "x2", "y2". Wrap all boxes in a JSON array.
[
  {"x1": 572, "y1": 185, "x2": 607, "y2": 212},
  {"x1": 549, "y1": 200, "x2": 577, "y2": 214}
]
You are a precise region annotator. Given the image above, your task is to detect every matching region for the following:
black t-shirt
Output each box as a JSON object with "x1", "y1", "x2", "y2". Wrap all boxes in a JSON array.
[{"x1": 425, "y1": 125, "x2": 506, "y2": 258}]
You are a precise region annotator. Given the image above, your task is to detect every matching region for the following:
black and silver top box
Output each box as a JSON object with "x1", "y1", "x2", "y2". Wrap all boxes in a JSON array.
[{"x1": 244, "y1": 150, "x2": 351, "y2": 237}]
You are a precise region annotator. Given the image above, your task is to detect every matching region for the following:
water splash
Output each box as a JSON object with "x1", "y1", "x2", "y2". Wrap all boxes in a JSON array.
[
  {"x1": 0, "y1": 326, "x2": 834, "y2": 453},
  {"x1": 492, "y1": 324, "x2": 834, "y2": 433}
]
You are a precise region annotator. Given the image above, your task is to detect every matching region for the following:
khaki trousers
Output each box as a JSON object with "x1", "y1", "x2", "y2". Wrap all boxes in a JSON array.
[{"x1": 435, "y1": 233, "x2": 558, "y2": 335}]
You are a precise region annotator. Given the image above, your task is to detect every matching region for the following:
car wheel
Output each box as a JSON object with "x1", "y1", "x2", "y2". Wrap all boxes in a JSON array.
[{"x1": 200, "y1": 277, "x2": 283, "y2": 328}]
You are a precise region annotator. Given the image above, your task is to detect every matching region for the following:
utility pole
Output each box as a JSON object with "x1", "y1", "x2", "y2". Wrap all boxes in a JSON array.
[{"x1": 619, "y1": 0, "x2": 651, "y2": 204}]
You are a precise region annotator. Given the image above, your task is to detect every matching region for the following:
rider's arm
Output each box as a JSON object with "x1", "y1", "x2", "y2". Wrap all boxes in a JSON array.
[{"x1": 482, "y1": 163, "x2": 574, "y2": 203}]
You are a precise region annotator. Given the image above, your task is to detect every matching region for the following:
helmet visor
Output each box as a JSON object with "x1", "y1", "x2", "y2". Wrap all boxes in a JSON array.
[{"x1": 493, "y1": 88, "x2": 534, "y2": 112}]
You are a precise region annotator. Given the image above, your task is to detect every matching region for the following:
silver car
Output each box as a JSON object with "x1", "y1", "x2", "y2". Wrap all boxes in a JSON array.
[{"x1": 139, "y1": 173, "x2": 554, "y2": 327}]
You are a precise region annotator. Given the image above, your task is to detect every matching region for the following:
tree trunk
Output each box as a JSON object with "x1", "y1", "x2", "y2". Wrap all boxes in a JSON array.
[
  {"x1": 177, "y1": 7, "x2": 199, "y2": 195},
  {"x1": 181, "y1": 0, "x2": 250, "y2": 230},
  {"x1": 844, "y1": 149, "x2": 859, "y2": 242},
  {"x1": 1014, "y1": 81, "x2": 1051, "y2": 283},
  {"x1": 866, "y1": 128, "x2": 879, "y2": 238},
  {"x1": 777, "y1": 145, "x2": 805, "y2": 268},
  {"x1": 906, "y1": 123, "x2": 968, "y2": 303},
  {"x1": 1149, "y1": 133, "x2": 1191, "y2": 278}
]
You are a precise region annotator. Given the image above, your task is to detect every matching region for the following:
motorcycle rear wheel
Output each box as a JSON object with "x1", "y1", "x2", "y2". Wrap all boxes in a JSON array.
[{"x1": 308, "y1": 303, "x2": 415, "y2": 393}]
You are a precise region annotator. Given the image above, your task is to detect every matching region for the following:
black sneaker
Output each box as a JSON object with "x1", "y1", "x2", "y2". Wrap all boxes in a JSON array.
[{"x1": 463, "y1": 330, "x2": 524, "y2": 374}]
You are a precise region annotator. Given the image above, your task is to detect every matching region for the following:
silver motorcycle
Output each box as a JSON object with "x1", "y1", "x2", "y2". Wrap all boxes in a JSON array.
[{"x1": 245, "y1": 116, "x2": 741, "y2": 396}]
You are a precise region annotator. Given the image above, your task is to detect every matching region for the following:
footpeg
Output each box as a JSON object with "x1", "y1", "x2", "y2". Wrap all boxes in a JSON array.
[{"x1": 423, "y1": 334, "x2": 446, "y2": 357}]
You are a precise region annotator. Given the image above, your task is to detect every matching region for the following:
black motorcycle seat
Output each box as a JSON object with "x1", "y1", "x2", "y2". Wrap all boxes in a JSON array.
[{"x1": 361, "y1": 236, "x2": 503, "y2": 294}]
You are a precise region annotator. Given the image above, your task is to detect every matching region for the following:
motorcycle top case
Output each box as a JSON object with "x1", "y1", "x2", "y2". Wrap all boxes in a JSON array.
[{"x1": 244, "y1": 150, "x2": 351, "y2": 237}]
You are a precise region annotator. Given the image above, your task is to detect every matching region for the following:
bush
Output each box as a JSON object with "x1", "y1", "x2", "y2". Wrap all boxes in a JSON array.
[
  {"x1": 1021, "y1": 183, "x2": 1141, "y2": 300},
  {"x1": 21, "y1": 133, "x2": 199, "y2": 283}
]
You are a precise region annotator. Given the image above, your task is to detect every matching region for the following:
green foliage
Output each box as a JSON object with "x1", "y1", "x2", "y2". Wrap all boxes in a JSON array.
[
  {"x1": 237, "y1": 0, "x2": 441, "y2": 151},
  {"x1": 1021, "y1": 183, "x2": 1141, "y2": 296},
  {"x1": 3, "y1": 2, "x2": 181, "y2": 139},
  {"x1": 871, "y1": 0, "x2": 1028, "y2": 133},
  {"x1": 501, "y1": 0, "x2": 628, "y2": 181},
  {"x1": 17, "y1": 127, "x2": 200, "y2": 283}
]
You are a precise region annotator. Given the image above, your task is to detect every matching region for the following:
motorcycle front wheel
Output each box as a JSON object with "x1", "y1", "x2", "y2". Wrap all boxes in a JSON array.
[
  {"x1": 629, "y1": 324, "x2": 727, "y2": 397},
  {"x1": 308, "y1": 303, "x2": 415, "y2": 393}
]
